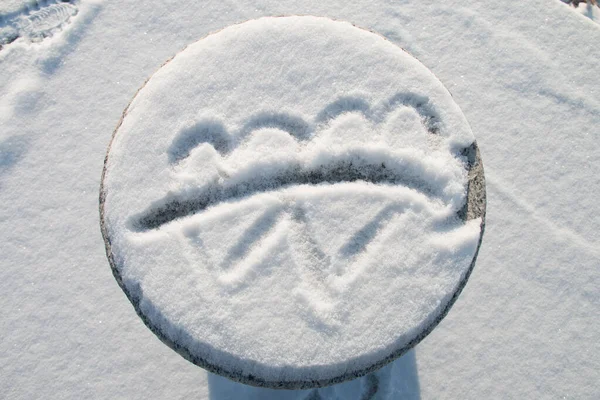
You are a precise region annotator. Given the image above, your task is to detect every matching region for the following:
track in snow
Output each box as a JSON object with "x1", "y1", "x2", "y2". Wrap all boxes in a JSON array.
[{"x1": 0, "y1": 0, "x2": 78, "y2": 50}]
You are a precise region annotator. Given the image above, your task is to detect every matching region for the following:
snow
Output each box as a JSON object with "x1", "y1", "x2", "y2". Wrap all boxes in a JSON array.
[
  {"x1": 0, "y1": 0, "x2": 37, "y2": 16},
  {"x1": 0, "y1": 1, "x2": 79, "y2": 48},
  {"x1": 1, "y1": 0, "x2": 599, "y2": 399},
  {"x1": 101, "y1": 16, "x2": 482, "y2": 387}
]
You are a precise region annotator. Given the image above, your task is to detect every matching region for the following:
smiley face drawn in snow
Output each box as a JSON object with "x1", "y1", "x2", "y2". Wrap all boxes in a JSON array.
[{"x1": 100, "y1": 16, "x2": 485, "y2": 389}]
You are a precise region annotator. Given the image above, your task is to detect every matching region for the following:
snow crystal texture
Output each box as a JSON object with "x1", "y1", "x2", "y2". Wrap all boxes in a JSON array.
[{"x1": 102, "y1": 16, "x2": 482, "y2": 386}]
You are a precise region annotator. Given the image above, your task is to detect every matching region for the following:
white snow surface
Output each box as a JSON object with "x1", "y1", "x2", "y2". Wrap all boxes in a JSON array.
[
  {"x1": 102, "y1": 17, "x2": 480, "y2": 384},
  {"x1": 0, "y1": 0, "x2": 37, "y2": 15},
  {"x1": 0, "y1": 1, "x2": 599, "y2": 399}
]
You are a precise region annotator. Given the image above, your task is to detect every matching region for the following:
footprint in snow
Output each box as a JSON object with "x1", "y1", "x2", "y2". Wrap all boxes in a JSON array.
[{"x1": 0, "y1": 0, "x2": 78, "y2": 50}]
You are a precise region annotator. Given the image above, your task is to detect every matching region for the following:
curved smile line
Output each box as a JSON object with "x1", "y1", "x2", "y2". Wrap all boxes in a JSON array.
[{"x1": 130, "y1": 157, "x2": 453, "y2": 232}]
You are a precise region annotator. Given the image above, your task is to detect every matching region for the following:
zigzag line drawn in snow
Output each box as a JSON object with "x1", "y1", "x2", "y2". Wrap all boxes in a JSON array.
[{"x1": 0, "y1": 1, "x2": 78, "y2": 50}]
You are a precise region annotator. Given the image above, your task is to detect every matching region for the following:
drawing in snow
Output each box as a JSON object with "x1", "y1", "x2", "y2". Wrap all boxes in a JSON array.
[{"x1": 100, "y1": 16, "x2": 486, "y2": 389}]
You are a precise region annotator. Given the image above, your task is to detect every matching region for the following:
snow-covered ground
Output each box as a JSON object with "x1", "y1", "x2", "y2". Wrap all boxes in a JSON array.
[{"x1": 0, "y1": 1, "x2": 598, "y2": 399}]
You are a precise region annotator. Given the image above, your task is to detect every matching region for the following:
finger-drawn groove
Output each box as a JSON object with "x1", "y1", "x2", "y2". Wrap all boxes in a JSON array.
[
  {"x1": 168, "y1": 93, "x2": 440, "y2": 164},
  {"x1": 315, "y1": 96, "x2": 372, "y2": 124},
  {"x1": 171, "y1": 112, "x2": 312, "y2": 162},
  {"x1": 315, "y1": 92, "x2": 442, "y2": 134},
  {"x1": 338, "y1": 204, "x2": 404, "y2": 259},
  {"x1": 218, "y1": 207, "x2": 284, "y2": 270},
  {"x1": 184, "y1": 233, "x2": 223, "y2": 275},
  {"x1": 218, "y1": 214, "x2": 289, "y2": 290},
  {"x1": 238, "y1": 111, "x2": 313, "y2": 142},
  {"x1": 130, "y1": 159, "x2": 444, "y2": 232},
  {"x1": 382, "y1": 92, "x2": 441, "y2": 134},
  {"x1": 168, "y1": 120, "x2": 230, "y2": 163},
  {"x1": 288, "y1": 206, "x2": 332, "y2": 287}
]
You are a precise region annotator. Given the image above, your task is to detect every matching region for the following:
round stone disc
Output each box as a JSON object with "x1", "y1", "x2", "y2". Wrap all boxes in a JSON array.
[{"x1": 100, "y1": 16, "x2": 486, "y2": 389}]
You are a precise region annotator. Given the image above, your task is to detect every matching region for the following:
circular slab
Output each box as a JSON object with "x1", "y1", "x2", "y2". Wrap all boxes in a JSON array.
[{"x1": 100, "y1": 16, "x2": 486, "y2": 389}]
